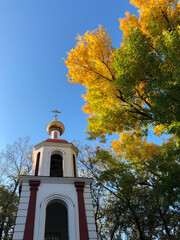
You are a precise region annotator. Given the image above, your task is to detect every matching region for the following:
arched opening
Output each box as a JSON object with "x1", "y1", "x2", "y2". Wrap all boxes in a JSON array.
[
  {"x1": 35, "y1": 152, "x2": 40, "y2": 176},
  {"x1": 44, "y1": 201, "x2": 69, "y2": 240},
  {"x1": 50, "y1": 154, "x2": 63, "y2": 177},
  {"x1": 73, "y1": 154, "x2": 77, "y2": 177}
]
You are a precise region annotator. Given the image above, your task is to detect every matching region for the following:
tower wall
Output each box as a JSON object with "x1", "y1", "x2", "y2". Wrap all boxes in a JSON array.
[
  {"x1": 32, "y1": 141, "x2": 78, "y2": 178},
  {"x1": 13, "y1": 176, "x2": 97, "y2": 240},
  {"x1": 13, "y1": 117, "x2": 97, "y2": 240},
  {"x1": 33, "y1": 178, "x2": 80, "y2": 240},
  {"x1": 13, "y1": 182, "x2": 30, "y2": 240}
]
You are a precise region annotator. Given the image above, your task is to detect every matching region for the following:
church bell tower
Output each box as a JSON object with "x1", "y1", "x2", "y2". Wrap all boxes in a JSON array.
[{"x1": 13, "y1": 111, "x2": 97, "y2": 240}]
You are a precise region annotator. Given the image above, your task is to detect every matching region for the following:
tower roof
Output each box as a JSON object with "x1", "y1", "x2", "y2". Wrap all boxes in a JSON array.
[
  {"x1": 46, "y1": 109, "x2": 65, "y2": 136},
  {"x1": 46, "y1": 120, "x2": 65, "y2": 136}
]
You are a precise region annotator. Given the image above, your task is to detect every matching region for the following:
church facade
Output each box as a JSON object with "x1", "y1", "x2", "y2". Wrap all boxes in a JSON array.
[{"x1": 13, "y1": 113, "x2": 97, "y2": 240}]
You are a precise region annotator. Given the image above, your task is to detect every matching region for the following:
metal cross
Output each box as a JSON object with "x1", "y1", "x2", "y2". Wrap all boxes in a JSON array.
[{"x1": 51, "y1": 110, "x2": 61, "y2": 120}]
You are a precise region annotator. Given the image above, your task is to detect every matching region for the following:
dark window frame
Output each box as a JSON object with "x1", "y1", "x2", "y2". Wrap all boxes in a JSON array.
[
  {"x1": 50, "y1": 154, "x2": 63, "y2": 177},
  {"x1": 44, "y1": 200, "x2": 69, "y2": 240}
]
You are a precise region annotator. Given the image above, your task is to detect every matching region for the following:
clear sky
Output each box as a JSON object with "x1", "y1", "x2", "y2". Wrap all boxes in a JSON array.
[{"x1": 0, "y1": 0, "x2": 161, "y2": 149}]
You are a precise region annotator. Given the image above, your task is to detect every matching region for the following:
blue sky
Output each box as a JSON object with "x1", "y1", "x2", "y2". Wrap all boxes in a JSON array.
[{"x1": 0, "y1": 0, "x2": 162, "y2": 149}]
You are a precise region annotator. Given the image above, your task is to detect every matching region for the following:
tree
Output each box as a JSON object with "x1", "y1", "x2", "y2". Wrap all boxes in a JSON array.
[
  {"x1": 77, "y1": 143, "x2": 124, "y2": 240},
  {"x1": 65, "y1": 0, "x2": 180, "y2": 141},
  {"x1": 78, "y1": 141, "x2": 180, "y2": 239},
  {"x1": 0, "y1": 186, "x2": 18, "y2": 240},
  {"x1": 65, "y1": 0, "x2": 180, "y2": 239},
  {"x1": 0, "y1": 137, "x2": 32, "y2": 240}
]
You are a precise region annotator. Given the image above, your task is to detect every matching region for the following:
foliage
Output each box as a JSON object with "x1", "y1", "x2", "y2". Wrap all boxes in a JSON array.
[
  {"x1": 65, "y1": 0, "x2": 180, "y2": 239},
  {"x1": 65, "y1": 0, "x2": 180, "y2": 141},
  {"x1": 78, "y1": 143, "x2": 123, "y2": 240},
  {"x1": 0, "y1": 186, "x2": 18, "y2": 240},
  {"x1": 78, "y1": 142, "x2": 180, "y2": 240},
  {"x1": 0, "y1": 137, "x2": 32, "y2": 240}
]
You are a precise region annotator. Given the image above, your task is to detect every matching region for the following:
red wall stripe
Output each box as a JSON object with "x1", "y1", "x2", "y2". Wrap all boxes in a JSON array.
[
  {"x1": 23, "y1": 180, "x2": 40, "y2": 240},
  {"x1": 74, "y1": 182, "x2": 89, "y2": 240}
]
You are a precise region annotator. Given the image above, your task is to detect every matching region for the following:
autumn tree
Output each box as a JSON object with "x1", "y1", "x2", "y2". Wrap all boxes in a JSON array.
[
  {"x1": 78, "y1": 140, "x2": 180, "y2": 240},
  {"x1": 77, "y1": 143, "x2": 124, "y2": 240},
  {"x1": 65, "y1": 0, "x2": 180, "y2": 141},
  {"x1": 0, "y1": 137, "x2": 32, "y2": 240},
  {"x1": 0, "y1": 186, "x2": 18, "y2": 240},
  {"x1": 65, "y1": 0, "x2": 180, "y2": 239}
]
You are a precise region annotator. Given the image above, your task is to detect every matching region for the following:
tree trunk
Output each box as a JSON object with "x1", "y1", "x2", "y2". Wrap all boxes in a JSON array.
[
  {"x1": 0, "y1": 215, "x2": 6, "y2": 240},
  {"x1": 159, "y1": 207, "x2": 173, "y2": 239},
  {"x1": 128, "y1": 202, "x2": 147, "y2": 240}
]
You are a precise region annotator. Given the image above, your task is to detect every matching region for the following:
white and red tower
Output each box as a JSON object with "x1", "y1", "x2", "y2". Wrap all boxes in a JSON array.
[{"x1": 13, "y1": 111, "x2": 97, "y2": 240}]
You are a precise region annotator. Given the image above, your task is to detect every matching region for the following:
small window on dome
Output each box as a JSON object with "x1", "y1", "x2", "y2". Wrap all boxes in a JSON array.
[{"x1": 50, "y1": 154, "x2": 63, "y2": 177}]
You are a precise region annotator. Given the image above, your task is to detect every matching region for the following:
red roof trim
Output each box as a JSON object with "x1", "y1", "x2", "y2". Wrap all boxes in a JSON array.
[{"x1": 45, "y1": 139, "x2": 69, "y2": 143}]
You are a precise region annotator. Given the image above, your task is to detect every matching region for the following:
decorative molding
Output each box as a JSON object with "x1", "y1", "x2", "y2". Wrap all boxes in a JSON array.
[
  {"x1": 74, "y1": 182, "x2": 89, "y2": 240},
  {"x1": 20, "y1": 175, "x2": 92, "y2": 185},
  {"x1": 34, "y1": 141, "x2": 78, "y2": 154}
]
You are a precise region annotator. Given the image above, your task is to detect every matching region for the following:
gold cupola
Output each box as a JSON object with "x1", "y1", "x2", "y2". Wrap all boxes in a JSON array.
[{"x1": 46, "y1": 110, "x2": 65, "y2": 139}]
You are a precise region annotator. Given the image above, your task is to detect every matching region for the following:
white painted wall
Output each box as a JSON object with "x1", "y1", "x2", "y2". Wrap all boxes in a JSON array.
[
  {"x1": 13, "y1": 176, "x2": 97, "y2": 240},
  {"x1": 13, "y1": 139, "x2": 97, "y2": 240},
  {"x1": 84, "y1": 185, "x2": 97, "y2": 240},
  {"x1": 34, "y1": 181, "x2": 79, "y2": 240},
  {"x1": 12, "y1": 182, "x2": 30, "y2": 240},
  {"x1": 32, "y1": 141, "x2": 78, "y2": 178},
  {"x1": 50, "y1": 130, "x2": 60, "y2": 139}
]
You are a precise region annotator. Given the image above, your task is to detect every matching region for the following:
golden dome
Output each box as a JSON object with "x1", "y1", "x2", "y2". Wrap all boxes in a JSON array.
[{"x1": 46, "y1": 120, "x2": 65, "y2": 136}]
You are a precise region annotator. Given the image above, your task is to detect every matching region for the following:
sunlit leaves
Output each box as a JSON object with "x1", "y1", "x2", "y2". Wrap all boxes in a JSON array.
[
  {"x1": 120, "y1": 0, "x2": 180, "y2": 38},
  {"x1": 65, "y1": 25, "x2": 114, "y2": 87},
  {"x1": 65, "y1": 0, "x2": 180, "y2": 141},
  {"x1": 65, "y1": 1, "x2": 180, "y2": 238}
]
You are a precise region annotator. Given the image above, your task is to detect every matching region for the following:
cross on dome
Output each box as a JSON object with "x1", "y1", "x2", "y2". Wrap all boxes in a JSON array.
[
  {"x1": 46, "y1": 110, "x2": 65, "y2": 138},
  {"x1": 51, "y1": 109, "x2": 61, "y2": 120}
]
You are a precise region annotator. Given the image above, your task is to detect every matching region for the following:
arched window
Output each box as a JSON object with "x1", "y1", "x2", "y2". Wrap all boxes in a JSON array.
[
  {"x1": 50, "y1": 154, "x2": 63, "y2": 177},
  {"x1": 73, "y1": 154, "x2": 77, "y2": 177},
  {"x1": 44, "y1": 200, "x2": 69, "y2": 240},
  {"x1": 35, "y1": 152, "x2": 40, "y2": 176}
]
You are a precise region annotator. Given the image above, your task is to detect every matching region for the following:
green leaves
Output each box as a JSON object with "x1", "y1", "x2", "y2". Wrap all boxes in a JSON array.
[
  {"x1": 78, "y1": 142, "x2": 180, "y2": 239},
  {"x1": 66, "y1": 1, "x2": 180, "y2": 239},
  {"x1": 0, "y1": 185, "x2": 18, "y2": 240}
]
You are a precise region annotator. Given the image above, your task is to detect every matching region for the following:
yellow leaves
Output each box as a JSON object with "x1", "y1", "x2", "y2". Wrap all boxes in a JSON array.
[
  {"x1": 65, "y1": 0, "x2": 179, "y2": 144},
  {"x1": 65, "y1": 25, "x2": 114, "y2": 88},
  {"x1": 141, "y1": 142, "x2": 160, "y2": 159},
  {"x1": 82, "y1": 103, "x2": 93, "y2": 114},
  {"x1": 154, "y1": 124, "x2": 167, "y2": 136},
  {"x1": 120, "y1": 0, "x2": 180, "y2": 38},
  {"x1": 130, "y1": 0, "x2": 177, "y2": 9},
  {"x1": 130, "y1": 0, "x2": 149, "y2": 8},
  {"x1": 119, "y1": 12, "x2": 139, "y2": 37},
  {"x1": 171, "y1": 1, "x2": 180, "y2": 19},
  {"x1": 111, "y1": 130, "x2": 160, "y2": 165},
  {"x1": 65, "y1": 25, "x2": 119, "y2": 135}
]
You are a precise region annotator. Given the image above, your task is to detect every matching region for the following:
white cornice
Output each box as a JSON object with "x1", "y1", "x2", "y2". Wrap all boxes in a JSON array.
[
  {"x1": 34, "y1": 141, "x2": 78, "y2": 153},
  {"x1": 20, "y1": 175, "x2": 92, "y2": 185}
]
